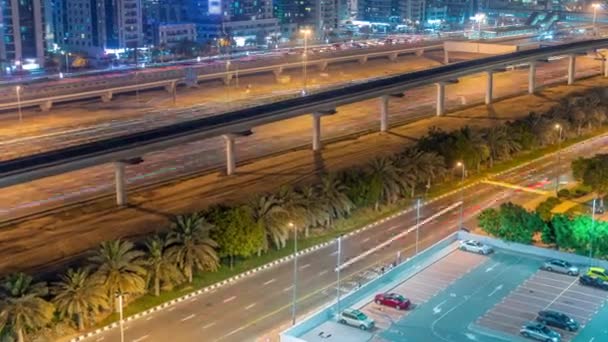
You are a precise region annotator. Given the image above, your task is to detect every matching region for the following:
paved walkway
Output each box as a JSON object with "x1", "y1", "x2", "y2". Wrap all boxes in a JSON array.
[{"x1": 2, "y1": 76, "x2": 608, "y2": 275}]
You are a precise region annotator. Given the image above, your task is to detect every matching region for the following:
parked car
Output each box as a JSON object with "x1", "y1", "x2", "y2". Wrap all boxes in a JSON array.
[
  {"x1": 536, "y1": 310, "x2": 579, "y2": 331},
  {"x1": 459, "y1": 240, "x2": 493, "y2": 255},
  {"x1": 541, "y1": 259, "x2": 579, "y2": 276},
  {"x1": 520, "y1": 322, "x2": 561, "y2": 342},
  {"x1": 337, "y1": 309, "x2": 375, "y2": 330},
  {"x1": 586, "y1": 267, "x2": 608, "y2": 282},
  {"x1": 579, "y1": 274, "x2": 608, "y2": 290},
  {"x1": 374, "y1": 293, "x2": 411, "y2": 310}
]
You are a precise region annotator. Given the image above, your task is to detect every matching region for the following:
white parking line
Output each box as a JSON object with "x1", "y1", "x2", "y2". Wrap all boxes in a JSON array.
[
  {"x1": 181, "y1": 314, "x2": 195, "y2": 322},
  {"x1": 263, "y1": 278, "x2": 276, "y2": 286},
  {"x1": 245, "y1": 303, "x2": 256, "y2": 310},
  {"x1": 223, "y1": 296, "x2": 236, "y2": 303},
  {"x1": 132, "y1": 335, "x2": 149, "y2": 342},
  {"x1": 202, "y1": 322, "x2": 216, "y2": 329},
  {"x1": 545, "y1": 277, "x2": 578, "y2": 309}
]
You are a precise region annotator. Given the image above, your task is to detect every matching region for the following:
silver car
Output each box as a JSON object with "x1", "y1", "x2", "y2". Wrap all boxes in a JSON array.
[
  {"x1": 520, "y1": 322, "x2": 561, "y2": 342},
  {"x1": 459, "y1": 240, "x2": 493, "y2": 255},
  {"x1": 337, "y1": 309, "x2": 375, "y2": 330},
  {"x1": 541, "y1": 259, "x2": 579, "y2": 276}
]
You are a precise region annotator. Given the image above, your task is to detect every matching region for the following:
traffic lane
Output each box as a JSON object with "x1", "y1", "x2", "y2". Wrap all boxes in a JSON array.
[
  {"x1": 82, "y1": 183, "x2": 493, "y2": 342},
  {"x1": 0, "y1": 55, "x2": 596, "y2": 216}
]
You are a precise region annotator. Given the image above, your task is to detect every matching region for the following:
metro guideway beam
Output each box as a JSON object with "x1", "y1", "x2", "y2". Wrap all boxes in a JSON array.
[{"x1": 2, "y1": 39, "x2": 608, "y2": 203}]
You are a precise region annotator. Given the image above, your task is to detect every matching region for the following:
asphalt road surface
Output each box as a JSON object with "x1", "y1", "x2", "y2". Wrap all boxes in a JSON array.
[
  {"x1": 77, "y1": 132, "x2": 608, "y2": 342},
  {"x1": 0, "y1": 54, "x2": 603, "y2": 220}
]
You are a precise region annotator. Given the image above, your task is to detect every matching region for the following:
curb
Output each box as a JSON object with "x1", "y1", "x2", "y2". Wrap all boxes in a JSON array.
[{"x1": 68, "y1": 132, "x2": 608, "y2": 341}]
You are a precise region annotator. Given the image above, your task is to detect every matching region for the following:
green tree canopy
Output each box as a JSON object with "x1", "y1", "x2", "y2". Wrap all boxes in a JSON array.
[{"x1": 478, "y1": 203, "x2": 545, "y2": 244}]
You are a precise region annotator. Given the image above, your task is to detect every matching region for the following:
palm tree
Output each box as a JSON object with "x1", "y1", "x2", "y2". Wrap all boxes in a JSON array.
[
  {"x1": 51, "y1": 268, "x2": 108, "y2": 330},
  {"x1": 366, "y1": 157, "x2": 404, "y2": 209},
  {"x1": 397, "y1": 148, "x2": 446, "y2": 197},
  {"x1": 166, "y1": 214, "x2": 219, "y2": 283},
  {"x1": 484, "y1": 126, "x2": 521, "y2": 167},
  {"x1": 453, "y1": 126, "x2": 490, "y2": 172},
  {"x1": 317, "y1": 174, "x2": 353, "y2": 222},
  {"x1": 143, "y1": 235, "x2": 184, "y2": 296},
  {"x1": 298, "y1": 185, "x2": 331, "y2": 234},
  {"x1": 89, "y1": 240, "x2": 146, "y2": 311},
  {"x1": 0, "y1": 273, "x2": 54, "y2": 342},
  {"x1": 248, "y1": 194, "x2": 289, "y2": 252}
]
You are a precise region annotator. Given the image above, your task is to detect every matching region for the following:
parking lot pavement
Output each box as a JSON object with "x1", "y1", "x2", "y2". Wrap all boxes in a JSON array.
[
  {"x1": 476, "y1": 270, "x2": 608, "y2": 342},
  {"x1": 360, "y1": 250, "x2": 487, "y2": 331}
]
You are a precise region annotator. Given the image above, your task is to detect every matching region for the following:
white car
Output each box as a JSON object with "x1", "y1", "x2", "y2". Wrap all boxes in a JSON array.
[
  {"x1": 459, "y1": 240, "x2": 493, "y2": 255},
  {"x1": 337, "y1": 309, "x2": 375, "y2": 330}
]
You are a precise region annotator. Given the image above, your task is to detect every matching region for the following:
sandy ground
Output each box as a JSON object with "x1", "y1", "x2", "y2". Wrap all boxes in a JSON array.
[{"x1": 1, "y1": 73, "x2": 607, "y2": 276}]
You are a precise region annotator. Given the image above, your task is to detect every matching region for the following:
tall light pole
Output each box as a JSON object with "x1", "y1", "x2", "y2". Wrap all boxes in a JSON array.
[
  {"x1": 300, "y1": 29, "x2": 311, "y2": 95},
  {"x1": 415, "y1": 198, "x2": 422, "y2": 255},
  {"x1": 590, "y1": 198, "x2": 597, "y2": 264},
  {"x1": 117, "y1": 293, "x2": 125, "y2": 342},
  {"x1": 456, "y1": 162, "x2": 466, "y2": 230},
  {"x1": 336, "y1": 234, "x2": 343, "y2": 314},
  {"x1": 225, "y1": 60, "x2": 231, "y2": 101},
  {"x1": 289, "y1": 222, "x2": 298, "y2": 326},
  {"x1": 554, "y1": 124, "x2": 563, "y2": 194},
  {"x1": 62, "y1": 51, "x2": 70, "y2": 73},
  {"x1": 15, "y1": 86, "x2": 22, "y2": 122},
  {"x1": 593, "y1": 4, "x2": 601, "y2": 35}
]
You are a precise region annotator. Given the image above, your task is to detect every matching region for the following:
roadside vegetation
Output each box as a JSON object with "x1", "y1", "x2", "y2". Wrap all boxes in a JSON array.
[{"x1": 2, "y1": 88, "x2": 608, "y2": 341}]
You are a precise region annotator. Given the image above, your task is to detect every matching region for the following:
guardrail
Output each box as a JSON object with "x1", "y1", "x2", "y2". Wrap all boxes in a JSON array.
[{"x1": 1, "y1": 38, "x2": 607, "y2": 188}]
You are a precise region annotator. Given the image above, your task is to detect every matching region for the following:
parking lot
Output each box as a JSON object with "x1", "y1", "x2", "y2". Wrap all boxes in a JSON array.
[
  {"x1": 475, "y1": 270, "x2": 608, "y2": 341},
  {"x1": 361, "y1": 249, "x2": 487, "y2": 331}
]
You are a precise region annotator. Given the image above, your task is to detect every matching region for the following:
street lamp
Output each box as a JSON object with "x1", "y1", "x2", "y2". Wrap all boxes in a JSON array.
[
  {"x1": 289, "y1": 222, "x2": 298, "y2": 326},
  {"x1": 300, "y1": 29, "x2": 312, "y2": 95},
  {"x1": 116, "y1": 292, "x2": 126, "y2": 342},
  {"x1": 15, "y1": 86, "x2": 22, "y2": 123},
  {"x1": 593, "y1": 4, "x2": 601, "y2": 35},
  {"x1": 473, "y1": 13, "x2": 486, "y2": 35},
  {"x1": 456, "y1": 161, "x2": 466, "y2": 230},
  {"x1": 554, "y1": 123, "x2": 563, "y2": 194},
  {"x1": 590, "y1": 198, "x2": 597, "y2": 264},
  {"x1": 415, "y1": 197, "x2": 422, "y2": 255},
  {"x1": 61, "y1": 51, "x2": 71, "y2": 73},
  {"x1": 335, "y1": 234, "x2": 343, "y2": 314}
]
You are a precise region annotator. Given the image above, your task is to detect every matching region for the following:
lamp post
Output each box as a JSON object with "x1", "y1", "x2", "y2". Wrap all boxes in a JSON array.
[
  {"x1": 593, "y1": 4, "x2": 601, "y2": 35},
  {"x1": 456, "y1": 162, "x2": 466, "y2": 230},
  {"x1": 554, "y1": 124, "x2": 563, "y2": 194},
  {"x1": 226, "y1": 60, "x2": 231, "y2": 101},
  {"x1": 336, "y1": 234, "x2": 343, "y2": 314},
  {"x1": 415, "y1": 198, "x2": 422, "y2": 255},
  {"x1": 289, "y1": 222, "x2": 298, "y2": 326},
  {"x1": 117, "y1": 293, "x2": 125, "y2": 342},
  {"x1": 62, "y1": 51, "x2": 70, "y2": 73},
  {"x1": 300, "y1": 29, "x2": 311, "y2": 95},
  {"x1": 15, "y1": 86, "x2": 22, "y2": 122},
  {"x1": 590, "y1": 198, "x2": 597, "y2": 264}
]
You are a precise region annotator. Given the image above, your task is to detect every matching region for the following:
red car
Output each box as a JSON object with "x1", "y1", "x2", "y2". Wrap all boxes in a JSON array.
[{"x1": 374, "y1": 293, "x2": 410, "y2": 310}]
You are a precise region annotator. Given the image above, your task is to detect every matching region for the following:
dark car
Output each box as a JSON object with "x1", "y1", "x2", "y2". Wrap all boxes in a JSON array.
[
  {"x1": 374, "y1": 293, "x2": 411, "y2": 310},
  {"x1": 579, "y1": 274, "x2": 608, "y2": 290},
  {"x1": 536, "y1": 310, "x2": 579, "y2": 331}
]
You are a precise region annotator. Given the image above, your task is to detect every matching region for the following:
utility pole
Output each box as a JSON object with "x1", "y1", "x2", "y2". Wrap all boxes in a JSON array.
[
  {"x1": 336, "y1": 235, "x2": 342, "y2": 314},
  {"x1": 290, "y1": 222, "x2": 298, "y2": 325},
  {"x1": 415, "y1": 198, "x2": 422, "y2": 255}
]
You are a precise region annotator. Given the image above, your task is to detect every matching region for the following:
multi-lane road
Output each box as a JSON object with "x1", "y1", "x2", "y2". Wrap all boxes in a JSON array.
[
  {"x1": 77, "y1": 127, "x2": 608, "y2": 342},
  {"x1": 0, "y1": 51, "x2": 603, "y2": 220}
]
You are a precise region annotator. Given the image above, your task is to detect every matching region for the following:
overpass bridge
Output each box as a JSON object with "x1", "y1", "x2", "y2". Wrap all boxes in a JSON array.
[
  {"x1": 0, "y1": 43, "x2": 441, "y2": 113},
  {"x1": 2, "y1": 38, "x2": 608, "y2": 206}
]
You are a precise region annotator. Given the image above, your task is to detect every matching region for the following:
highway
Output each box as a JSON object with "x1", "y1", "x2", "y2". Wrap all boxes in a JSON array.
[
  {"x1": 76, "y1": 128, "x2": 608, "y2": 342},
  {"x1": 0, "y1": 50, "x2": 603, "y2": 220}
]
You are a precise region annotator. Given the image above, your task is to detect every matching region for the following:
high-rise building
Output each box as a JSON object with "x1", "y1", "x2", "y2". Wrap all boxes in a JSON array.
[
  {"x1": 357, "y1": 0, "x2": 425, "y2": 24},
  {"x1": 273, "y1": 0, "x2": 339, "y2": 39},
  {"x1": 0, "y1": 0, "x2": 46, "y2": 71},
  {"x1": 142, "y1": 0, "x2": 188, "y2": 44}
]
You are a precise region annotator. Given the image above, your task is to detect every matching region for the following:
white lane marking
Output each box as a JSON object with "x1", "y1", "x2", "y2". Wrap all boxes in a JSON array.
[
  {"x1": 300, "y1": 264, "x2": 311, "y2": 270},
  {"x1": 168, "y1": 307, "x2": 176, "y2": 312},
  {"x1": 96, "y1": 338, "x2": 105, "y2": 341},
  {"x1": 433, "y1": 300, "x2": 447, "y2": 315},
  {"x1": 132, "y1": 335, "x2": 149, "y2": 342},
  {"x1": 245, "y1": 303, "x2": 256, "y2": 310},
  {"x1": 202, "y1": 322, "x2": 216, "y2": 329},
  {"x1": 181, "y1": 314, "x2": 195, "y2": 322},
  {"x1": 488, "y1": 284, "x2": 504, "y2": 297},
  {"x1": 283, "y1": 285, "x2": 293, "y2": 292},
  {"x1": 388, "y1": 225, "x2": 400, "y2": 231},
  {"x1": 362, "y1": 237, "x2": 370, "y2": 243},
  {"x1": 319, "y1": 270, "x2": 329, "y2": 276},
  {"x1": 145, "y1": 315, "x2": 154, "y2": 321},
  {"x1": 329, "y1": 251, "x2": 338, "y2": 256},
  {"x1": 224, "y1": 296, "x2": 237, "y2": 303},
  {"x1": 263, "y1": 278, "x2": 276, "y2": 286}
]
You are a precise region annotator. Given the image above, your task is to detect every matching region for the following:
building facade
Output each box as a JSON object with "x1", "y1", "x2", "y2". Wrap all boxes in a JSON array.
[
  {"x1": 273, "y1": 0, "x2": 339, "y2": 39},
  {"x1": 155, "y1": 22, "x2": 197, "y2": 46},
  {"x1": 357, "y1": 0, "x2": 425, "y2": 24},
  {"x1": 0, "y1": 0, "x2": 46, "y2": 70}
]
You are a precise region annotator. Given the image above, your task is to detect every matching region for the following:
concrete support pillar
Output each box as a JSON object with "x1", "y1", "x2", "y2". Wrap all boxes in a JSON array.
[
  {"x1": 603, "y1": 58, "x2": 608, "y2": 77},
  {"x1": 101, "y1": 92, "x2": 113, "y2": 103},
  {"x1": 223, "y1": 73, "x2": 233, "y2": 86},
  {"x1": 318, "y1": 60, "x2": 328, "y2": 71},
  {"x1": 39, "y1": 100, "x2": 53, "y2": 112},
  {"x1": 444, "y1": 50, "x2": 449, "y2": 64},
  {"x1": 380, "y1": 95, "x2": 389, "y2": 132},
  {"x1": 485, "y1": 71, "x2": 493, "y2": 105},
  {"x1": 164, "y1": 81, "x2": 176, "y2": 93},
  {"x1": 312, "y1": 113, "x2": 322, "y2": 151},
  {"x1": 528, "y1": 62, "x2": 537, "y2": 94},
  {"x1": 388, "y1": 53, "x2": 398, "y2": 62},
  {"x1": 223, "y1": 134, "x2": 236, "y2": 176},
  {"x1": 415, "y1": 49, "x2": 424, "y2": 57},
  {"x1": 436, "y1": 82, "x2": 445, "y2": 116},
  {"x1": 358, "y1": 56, "x2": 368, "y2": 64},
  {"x1": 114, "y1": 162, "x2": 127, "y2": 206},
  {"x1": 568, "y1": 54, "x2": 576, "y2": 85}
]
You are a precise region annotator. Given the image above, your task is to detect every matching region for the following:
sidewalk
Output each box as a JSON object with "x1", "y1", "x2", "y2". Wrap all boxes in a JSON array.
[{"x1": 2, "y1": 76, "x2": 608, "y2": 275}]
